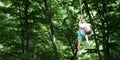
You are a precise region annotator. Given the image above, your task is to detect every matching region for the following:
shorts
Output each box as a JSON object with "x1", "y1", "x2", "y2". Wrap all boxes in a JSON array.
[
  {"x1": 78, "y1": 30, "x2": 86, "y2": 41},
  {"x1": 78, "y1": 33, "x2": 83, "y2": 41}
]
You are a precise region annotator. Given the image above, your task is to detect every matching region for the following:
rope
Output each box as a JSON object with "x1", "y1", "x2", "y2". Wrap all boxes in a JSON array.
[{"x1": 79, "y1": 0, "x2": 83, "y2": 15}]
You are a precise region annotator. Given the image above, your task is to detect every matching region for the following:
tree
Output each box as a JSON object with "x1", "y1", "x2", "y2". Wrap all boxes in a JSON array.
[
  {"x1": 24, "y1": 0, "x2": 30, "y2": 59},
  {"x1": 0, "y1": 0, "x2": 120, "y2": 60},
  {"x1": 43, "y1": 0, "x2": 60, "y2": 60}
]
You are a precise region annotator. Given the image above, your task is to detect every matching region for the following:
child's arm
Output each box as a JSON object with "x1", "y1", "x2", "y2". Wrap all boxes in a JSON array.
[
  {"x1": 85, "y1": 35, "x2": 89, "y2": 42},
  {"x1": 79, "y1": 16, "x2": 85, "y2": 28},
  {"x1": 78, "y1": 20, "x2": 82, "y2": 28},
  {"x1": 85, "y1": 35, "x2": 90, "y2": 46}
]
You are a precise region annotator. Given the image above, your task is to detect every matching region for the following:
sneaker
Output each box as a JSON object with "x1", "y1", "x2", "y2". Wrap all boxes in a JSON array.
[
  {"x1": 77, "y1": 51, "x2": 81, "y2": 56},
  {"x1": 86, "y1": 41, "x2": 90, "y2": 46}
]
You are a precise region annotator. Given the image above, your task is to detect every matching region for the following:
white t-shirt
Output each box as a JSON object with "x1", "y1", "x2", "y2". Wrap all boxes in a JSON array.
[
  {"x1": 79, "y1": 23, "x2": 90, "y2": 36},
  {"x1": 79, "y1": 23, "x2": 90, "y2": 29}
]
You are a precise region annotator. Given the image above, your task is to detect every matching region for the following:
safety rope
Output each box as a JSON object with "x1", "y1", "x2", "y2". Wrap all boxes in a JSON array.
[{"x1": 79, "y1": 0, "x2": 83, "y2": 15}]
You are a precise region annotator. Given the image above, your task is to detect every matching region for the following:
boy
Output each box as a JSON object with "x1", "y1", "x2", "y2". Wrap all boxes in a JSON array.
[{"x1": 77, "y1": 15, "x2": 92, "y2": 55}]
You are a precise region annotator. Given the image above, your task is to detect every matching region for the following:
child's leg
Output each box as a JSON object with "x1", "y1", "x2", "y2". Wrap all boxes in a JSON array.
[
  {"x1": 77, "y1": 31, "x2": 82, "y2": 55},
  {"x1": 77, "y1": 41, "x2": 82, "y2": 55},
  {"x1": 77, "y1": 41, "x2": 81, "y2": 52}
]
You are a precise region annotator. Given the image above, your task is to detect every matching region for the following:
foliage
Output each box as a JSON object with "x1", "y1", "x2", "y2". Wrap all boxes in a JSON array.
[{"x1": 0, "y1": 0, "x2": 120, "y2": 60}]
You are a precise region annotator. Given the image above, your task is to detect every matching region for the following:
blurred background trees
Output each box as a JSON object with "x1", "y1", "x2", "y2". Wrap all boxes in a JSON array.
[{"x1": 0, "y1": 0, "x2": 120, "y2": 60}]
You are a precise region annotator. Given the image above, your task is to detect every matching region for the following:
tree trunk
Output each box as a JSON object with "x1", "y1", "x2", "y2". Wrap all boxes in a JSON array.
[
  {"x1": 24, "y1": 0, "x2": 30, "y2": 59},
  {"x1": 101, "y1": 0, "x2": 110, "y2": 60},
  {"x1": 83, "y1": 0, "x2": 102, "y2": 60},
  {"x1": 43, "y1": 0, "x2": 60, "y2": 60},
  {"x1": 19, "y1": 0, "x2": 25, "y2": 54},
  {"x1": 53, "y1": 25, "x2": 77, "y2": 60}
]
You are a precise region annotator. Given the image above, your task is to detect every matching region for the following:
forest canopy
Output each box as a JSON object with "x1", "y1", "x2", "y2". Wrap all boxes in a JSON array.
[{"x1": 0, "y1": 0, "x2": 120, "y2": 60}]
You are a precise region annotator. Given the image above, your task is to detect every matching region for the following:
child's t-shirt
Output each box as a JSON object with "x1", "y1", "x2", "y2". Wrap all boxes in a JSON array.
[
  {"x1": 78, "y1": 23, "x2": 89, "y2": 41},
  {"x1": 79, "y1": 23, "x2": 90, "y2": 35},
  {"x1": 79, "y1": 29, "x2": 86, "y2": 36},
  {"x1": 79, "y1": 23, "x2": 90, "y2": 29}
]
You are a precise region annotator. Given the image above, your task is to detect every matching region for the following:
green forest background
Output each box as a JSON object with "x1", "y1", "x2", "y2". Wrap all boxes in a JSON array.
[{"x1": 0, "y1": 0, "x2": 120, "y2": 60}]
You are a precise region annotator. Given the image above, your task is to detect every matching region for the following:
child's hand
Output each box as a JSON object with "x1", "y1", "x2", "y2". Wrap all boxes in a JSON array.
[
  {"x1": 80, "y1": 15, "x2": 83, "y2": 19},
  {"x1": 86, "y1": 41, "x2": 90, "y2": 46}
]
